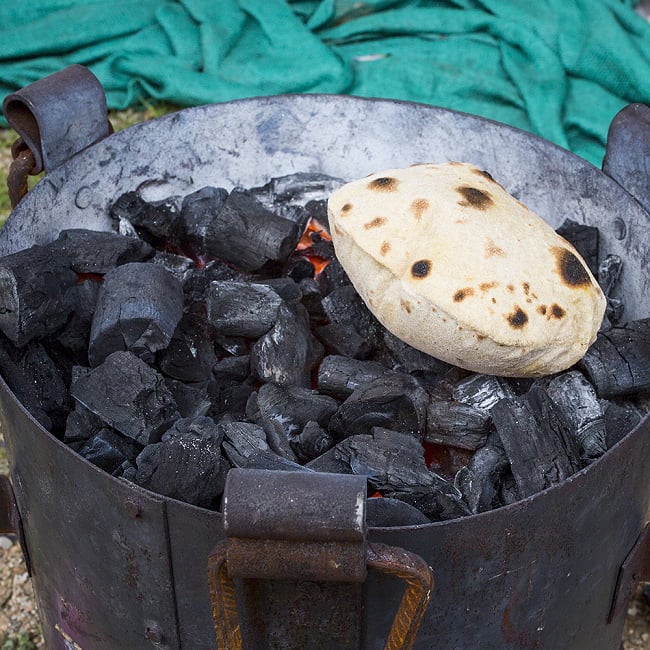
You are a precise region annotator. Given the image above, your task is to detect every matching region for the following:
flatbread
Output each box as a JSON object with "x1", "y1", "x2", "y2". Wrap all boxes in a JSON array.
[{"x1": 327, "y1": 162, "x2": 607, "y2": 377}]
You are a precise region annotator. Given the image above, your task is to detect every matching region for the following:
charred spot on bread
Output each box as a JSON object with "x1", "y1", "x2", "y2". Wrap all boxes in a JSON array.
[
  {"x1": 473, "y1": 169, "x2": 495, "y2": 182},
  {"x1": 550, "y1": 304, "x2": 566, "y2": 319},
  {"x1": 457, "y1": 186, "x2": 494, "y2": 210},
  {"x1": 411, "y1": 259, "x2": 431, "y2": 278},
  {"x1": 380, "y1": 241, "x2": 391, "y2": 256},
  {"x1": 410, "y1": 198, "x2": 430, "y2": 220},
  {"x1": 369, "y1": 177, "x2": 399, "y2": 192},
  {"x1": 507, "y1": 306, "x2": 528, "y2": 329},
  {"x1": 537, "y1": 304, "x2": 547, "y2": 316},
  {"x1": 553, "y1": 247, "x2": 591, "y2": 288},
  {"x1": 341, "y1": 203, "x2": 353, "y2": 214},
  {"x1": 363, "y1": 217, "x2": 387, "y2": 229},
  {"x1": 453, "y1": 287, "x2": 474, "y2": 302}
]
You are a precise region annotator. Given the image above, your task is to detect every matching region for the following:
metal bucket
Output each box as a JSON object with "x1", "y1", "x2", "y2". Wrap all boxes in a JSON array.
[{"x1": 0, "y1": 67, "x2": 648, "y2": 649}]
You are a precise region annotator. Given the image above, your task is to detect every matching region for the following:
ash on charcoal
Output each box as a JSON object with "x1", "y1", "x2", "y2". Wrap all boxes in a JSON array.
[
  {"x1": 556, "y1": 219, "x2": 599, "y2": 275},
  {"x1": 0, "y1": 244, "x2": 78, "y2": 346},
  {"x1": 164, "y1": 378, "x2": 211, "y2": 419},
  {"x1": 184, "y1": 188, "x2": 302, "y2": 272},
  {"x1": 127, "y1": 416, "x2": 228, "y2": 508},
  {"x1": 79, "y1": 428, "x2": 142, "y2": 474},
  {"x1": 316, "y1": 322, "x2": 373, "y2": 359},
  {"x1": 157, "y1": 315, "x2": 217, "y2": 383},
  {"x1": 251, "y1": 173, "x2": 345, "y2": 208},
  {"x1": 455, "y1": 443, "x2": 510, "y2": 514},
  {"x1": 546, "y1": 371, "x2": 607, "y2": 462},
  {"x1": 50, "y1": 228, "x2": 154, "y2": 274},
  {"x1": 71, "y1": 350, "x2": 179, "y2": 445},
  {"x1": 317, "y1": 355, "x2": 388, "y2": 400},
  {"x1": 57, "y1": 279, "x2": 101, "y2": 358},
  {"x1": 578, "y1": 319, "x2": 650, "y2": 398},
  {"x1": 366, "y1": 497, "x2": 430, "y2": 527},
  {"x1": 110, "y1": 191, "x2": 181, "y2": 243},
  {"x1": 290, "y1": 420, "x2": 334, "y2": 463},
  {"x1": 151, "y1": 251, "x2": 195, "y2": 283},
  {"x1": 491, "y1": 384, "x2": 583, "y2": 498},
  {"x1": 328, "y1": 372, "x2": 428, "y2": 441},
  {"x1": 251, "y1": 302, "x2": 323, "y2": 388},
  {"x1": 598, "y1": 254, "x2": 624, "y2": 326},
  {"x1": 88, "y1": 262, "x2": 184, "y2": 366},
  {"x1": 425, "y1": 400, "x2": 491, "y2": 451},
  {"x1": 602, "y1": 400, "x2": 643, "y2": 449},
  {"x1": 206, "y1": 281, "x2": 283, "y2": 338},
  {"x1": 452, "y1": 374, "x2": 515, "y2": 412}
]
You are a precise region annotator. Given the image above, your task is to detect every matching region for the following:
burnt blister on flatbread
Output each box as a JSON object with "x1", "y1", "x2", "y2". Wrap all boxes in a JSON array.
[
  {"x1": 507, "y1": 306, "x2": 529, "y2": 329},
  {"x1": 553, "y1": 247, "x2": 592, "y2": 288},
  {"x1": 411, "y1": 260, "x2": 431, "y2": 278},
  {"x1": 456, "y1": 186, "x2": 494, "y2": 210},
  {"x1": 368, "y1": 176, "x2": 399, "y2": 192}
]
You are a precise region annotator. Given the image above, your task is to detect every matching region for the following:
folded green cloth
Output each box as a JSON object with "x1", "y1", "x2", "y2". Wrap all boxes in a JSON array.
[{"x1": 1, "y1": 0, "x2": 648, "y2": 165}]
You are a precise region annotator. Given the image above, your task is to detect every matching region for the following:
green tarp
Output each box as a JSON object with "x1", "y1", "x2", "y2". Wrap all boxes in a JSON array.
[{"x1": 1, "y1": 0, "x2": 649, "y2": 165}]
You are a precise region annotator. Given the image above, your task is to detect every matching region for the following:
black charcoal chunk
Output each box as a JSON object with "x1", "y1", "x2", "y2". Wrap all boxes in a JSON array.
[
  {"x1": 242, "y1": 448, "x2": 312, "y2": 473},
  {"x1": 597, "y1": 254, "x2": 623, "y2": 297},
  {"x1": 452, "y1": 374, "x2": 515, "y2": 411},
  {"x1": 184, "y1": 189, "x2": 302, "y2": 271},
  {"x1": 157, "y1": 316, "x2": 217, "y2": 383},
  {"x1": 455, "y1": 444, "x2": 510, "y2": 514},
  {"x1": 317, "y1": 355, "x2": 388, "y2": 399},
  {"x1": 577, "y1": 319, "x2": 650, "y2": 398},
  {"x1": 555, "y1": 219, "x2": 599, "y2": 275},
  {"x1": 178, "y1": 186, "x2": 229, "y2": 253},
  {"x1": 366, "y1": 497, "x2": 431, "y2": 527},
  {"x1": 491, "y1": 385, "x2": 583, "y2": 498},
  {"x1": 57, "y1": 279, "x2": 101, "y2": 356},
  {"x1": 290, "y1": 420, "x2": 334, "y2": 463},
  {"x1": 299, "y1": 278, "x2": 326, "y2": 320},
  {"x1": 206, "y1": 282, "x2": 283, "y2": 338},
  {"x1": 110, "y1": 192, "x2": 181, "y2": 243},
  {"x1": 151, "y1": 251, "x2": 195, "y2": 283},
  {"x1": 50, "y1": 229, "x2": 154, "y2": 274},
  {"x1": 317, "y1": 257, "x2": 350, "y2": 294},
  {"x1": 316, "y1": 322, "x2": 373, "y2": 359},
  {"x1": 71, "y1": 351, "x2": 179, "y2": 445},
  {"x1": 164, "y1": 379, "x2": 211, "y2": 419},
  {"x1": 79, "y1": 428, "x2": 142, "y2": 474},
  {"x1": 498, "y1": 471, "x2": 521, "y2": 506},
  {"x1": 251, "y1": 303, "x2": 322, "y2": 388},
  {"x1": 88, "y1": 262, "x2": 184, "y2": 366},
  {"x1": 0, "y1": 245, "x2": 78, "y2": 346},
  {"x1": 220, "y1": 421, "x2": 269, "y2": 467},
  {"x1": 381, "y1": 331, "x2": 451, "y2": 376},
  {"x1": 287, "y1": 257, "x2": 315, "y2": 282},
  {"x1": 425, "y1": 400, "x2": 491, "y2": 451},
  {"x1": 130, "y1": 416, "x2": 227, "y2": 507},
  {"x1": 207, "y1": 377, "x2": 255, "y2": 421},
  {"x1": 64, "y1": 404, "x2": 106, "y2": 445},
  {"x1": 328, "y1": 372, "x2": 428, "y2": 441},
  {"x1": 601, "y1": 400, "x2": 642, "y2": 449},
  {"x1": 546, "y1": 371, "x2": 606, "y2": 461},
  {"x1": 257, "y1": 278, "x2": 302, "y2": 304},
  {"x1": 252, "y1": 173, "x2": 345, "y2": 207}
]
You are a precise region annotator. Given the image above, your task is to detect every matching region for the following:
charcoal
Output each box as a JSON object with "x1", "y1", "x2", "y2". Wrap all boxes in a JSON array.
[
  {"x1": 0, "y1": 244, "x2": 78, "y2": 346},
  {"x1": 455, "y1": 444, "x2": 510, "y2": 514},
  {"x1": 577, "y1": 319, "x2": 650, "y2": 398},
  {"x1": 0, "y1": 340, "x2": 51, "y2": 428},
  {"x1": 157, "y1": 316, "x2": 217, "y2": 383},
  {"x1": 498, "y1": 471, "x2": 522, "y2": 506},
  {"x1": 286, "y1": 257, "x2": 316, "y2": 282},
  {"x1": 220, "y1": 421, "x2": 270, "y2": 467},
  {"x1": 64, "y1": 403, "x2": 106, "y2": 445},
  {"x1": 242, "y1": 448, "x2": 312, "y2": 473},
  {"x1": 110, "y1": 191, "x2": 181, "y2": 243},
  {"x1": 290, "y1": 420, "x2": 335, "y2": 463},
  {"x1": 315, "y1": 322, "x2": 373, "y2": 359},
  {"x1": 304, "y1": 232, "x2": 335, "y2": 260},
  {"x1": 366, "y1": 497, "x2": 431, "y2": 527},
  {"x1": 491, "y1": 384, "x2": 583, "y2": 498},
  {"x1": 304, "y1": 199, "x2": 330, "y2": 230},
  {"x1": 212, "y1": 355, "x2": 250, "y2": 382},
  {"x1": 317, "y1": 355, "x2": 388, "y2": 399},
  {"x1": 205, "y1": 281, "x2": 283, "y2": 338},
  {"x1": 257, "y1": 278, "x2": 302, "y2": 304},
  {"x1": 597, "y1": 254, "x2": 623, "y2": 297},
  {"x1": 424, "y1": 442, "x2": 474, "y2": 480},
  {"x1": 299, "y1": 278, "x2": 326, "y2": 320},
  {"x1": 251, "y1": 173, "x2": 345, "y2": 207},
  {"x1": 321, "y1": 285, "x2": 382, "y2": 350},
  {"x1": 328, "y1": 372, "x2": 428, "y2": 441},
  {"x1": 317, "y1": 257, "x2": 351, "y2": 294},
  {"x1": 251, "y1": 303, "x2": 322, "y2": 388},
  {"x1": 207, "y1": 378, "x2": 255, "y2": 421},
  {"x1": 164, "y1": 379, "x2": 211, "y2": 419},
  {"x1": 425, "y1": 400, "x2": 491, "y2": 451},
  {"x1": 70, "y1": 351, "x2": 179, "y2": 445},
  {"x1": 452, "y1": 374, "x2": 515, "y2": 411},
  {"x1": 184, "y1": 260, "x2": 249, "y2": 300},
  {"x1": 555, "y1": 219, "x2": 599, "y2": 275},
  {"x1": 78, "y1": 428, "x2": 142, "y2": 474},
  {"x1": 50, "y1": 228, "x2": 154, "y2": 274},
  {"x1": 57, "y1": 279, "x2": 101, "y2": 356},
  {"x1": 601, "y1": 400, "x2": 643, "y2": 449},
  {"x1": 546, "y1": 371, "x2": 606, "y2": 461},
  {"x1": 255, "y1": 383, "x2": 339, "y2": 437},
  {"x1": 213, "y1": 335, "x2": 250, "y2": 357},
  {"x1": 387, "y1": 487, "x2": 471, "y2": 522},
  {"x1": 151, "y1": 251, "x2": 195, "y2": 283},
  {"x1": 88, "y1": 262, "x2": 184, "y2": 366},
  {"x1": 183, "y1": 188, "x2": 302, "y2": 271},
  {"x1": 381, "y1": 331, "x2": 451, "y2": 376},
  {"x1": 17, "y1": 343, "x2": 70, "y2": 432},
  {"x1": 177, "y1": 186, "x2": 229, "y2": 253},
  {"x1": 130, "y1": 416, "x2": 227, "y2": 507}
]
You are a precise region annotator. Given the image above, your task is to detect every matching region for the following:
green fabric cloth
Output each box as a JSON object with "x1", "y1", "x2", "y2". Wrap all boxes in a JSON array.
[{"x1": 1, "y1": 0, "x2": 648, "y2": 165}]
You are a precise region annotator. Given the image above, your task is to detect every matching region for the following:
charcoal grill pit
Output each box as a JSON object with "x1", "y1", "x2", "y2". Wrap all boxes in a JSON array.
[{"x1": 0, "y1": 67, "x2": 648, "y2": 649}]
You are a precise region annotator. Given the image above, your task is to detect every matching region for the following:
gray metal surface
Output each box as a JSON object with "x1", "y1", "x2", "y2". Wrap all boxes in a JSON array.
[{"x1": 0, "y1": 94, "x2": 647, "y2": 649}]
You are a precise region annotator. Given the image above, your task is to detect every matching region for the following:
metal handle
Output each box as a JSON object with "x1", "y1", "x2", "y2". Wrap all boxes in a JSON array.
[
  {"x1": 2, "y1": 64, "x2": 112, "y2": 208},
  {"x1": 208, "y1": 539, "x2": 434, "y2": 650}
]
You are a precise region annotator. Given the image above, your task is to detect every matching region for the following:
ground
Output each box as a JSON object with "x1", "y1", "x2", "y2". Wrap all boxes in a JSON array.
[{"x1": 0, "y1": 105, "x2": 648, "y2": 649}]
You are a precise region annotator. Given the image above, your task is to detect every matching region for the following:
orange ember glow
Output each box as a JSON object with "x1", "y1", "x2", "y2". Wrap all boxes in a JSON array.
[{"x1": 296, "y1": 218, "x2": 332, "y2": 276}]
